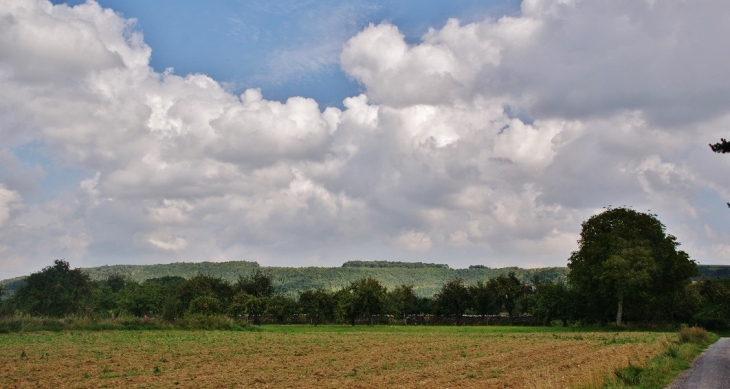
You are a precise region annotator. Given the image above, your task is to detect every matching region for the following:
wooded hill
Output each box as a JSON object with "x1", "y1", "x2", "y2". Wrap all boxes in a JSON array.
[
  {"x1": 1, "y1": 260, "x2": 565, "y2": 298},
  {"x1": 82, "y1": 261, "x2": 567, "y2": 297},
  {"x1": 1, "y1": 261, "x2": 726, "y2": 298}
]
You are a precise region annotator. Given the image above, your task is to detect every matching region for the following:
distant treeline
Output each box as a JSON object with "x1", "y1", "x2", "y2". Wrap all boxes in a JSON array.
[
  {"x1": 1, "y1": 261, "x2": 568, "y2": 298},
  {"x1": 1, "y1": 259, "x2": 729, "y2": 331},
  {"x1": 342, "y1": 260, "x2": 450, "y2": 269},
  {"x1": 1, "y1": 262, "x2": 727, "y2": 299},
  {"x1": 697, "y1": 265, "x2": 730, "y2": 279}
]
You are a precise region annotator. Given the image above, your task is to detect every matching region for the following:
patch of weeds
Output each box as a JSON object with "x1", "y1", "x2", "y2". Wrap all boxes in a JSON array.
[
  {"x1": 614, "y1": 362, "x2": 643, "y2": 385},
  {"x1": 466, "y1": 373, "x2": 476, "y2": 379},
  {"x1": 664, "y1": 345, "x2": 679, "y2": 358},
  {"x1": 153, "y1": 366, "x2": 161, "y2": 375},
  {"x1": 345, "y1": 368, "x2": 357, "y2": 377},
  {"x1": 678, "y1": 326, "x2": 709, "y2": 344},
  {"x1": 122, "y1": 369, "x2": 143, "y2": 378}
]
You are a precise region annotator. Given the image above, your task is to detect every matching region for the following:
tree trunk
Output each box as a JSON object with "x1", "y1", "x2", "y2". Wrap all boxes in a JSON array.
[{"x1": 616, "y1": 292, "x2": 624, "y2": 326}]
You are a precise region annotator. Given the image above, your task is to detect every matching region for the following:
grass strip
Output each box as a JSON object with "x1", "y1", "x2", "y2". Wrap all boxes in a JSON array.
[{"x1": 602, "y1": 326, "x2": 719, "y2": 389}]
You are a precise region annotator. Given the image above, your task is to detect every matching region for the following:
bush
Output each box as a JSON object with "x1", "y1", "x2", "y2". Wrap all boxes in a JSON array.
[
  {"x1": 188, "y1": 296, "x2": 221, "y2": 316},
  {"x1": 678, "y1": 326, "x2": 709, "y2": 344}
]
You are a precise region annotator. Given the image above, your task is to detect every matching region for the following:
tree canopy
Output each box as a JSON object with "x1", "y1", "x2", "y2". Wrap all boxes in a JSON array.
[
  {"x1": 13, "y1": 259, "x2": 94, "y2": 317},
  {"x1": 434, "y1": 278, "x2": 471, "y2": 322},
  {"x1": 710, "y1": 138, "x2": 730, "y2": 153},
  {"x1": 568, "y1": 208, "x2": 697, "y2": 326}
]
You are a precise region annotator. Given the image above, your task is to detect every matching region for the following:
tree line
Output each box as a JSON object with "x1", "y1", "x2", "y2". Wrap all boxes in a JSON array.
[
  {"x1": 1, "y1": 263, "x2": 727, "y2": 329},
  {"x1": 1, "y1": 208, "x2": 728, "y2": 329},
  {"x1": 0, "y1": 260, "x2": 538, "y2": 326}
]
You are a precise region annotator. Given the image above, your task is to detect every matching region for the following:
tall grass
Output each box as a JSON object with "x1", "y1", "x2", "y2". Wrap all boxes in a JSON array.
[
  {"x1": 603, "y1": 326, "x2": 717, "y2": 388},
  {"x1": 677, "y1": 326, "x2": 709, "y2": 344}
]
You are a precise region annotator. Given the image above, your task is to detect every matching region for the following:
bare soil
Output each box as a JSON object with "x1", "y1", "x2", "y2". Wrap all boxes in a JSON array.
[{"x1": 0, "y1": 328, "x2": 668, "y2": 388}]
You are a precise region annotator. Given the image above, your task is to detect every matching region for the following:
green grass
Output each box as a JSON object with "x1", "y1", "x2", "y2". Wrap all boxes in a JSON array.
[
  {"x1": 0, "y1": 314, "x2": 687, "y2": 335},
  {"x1": 603, "y1": 328, "x2": 719, "y2": 388}
]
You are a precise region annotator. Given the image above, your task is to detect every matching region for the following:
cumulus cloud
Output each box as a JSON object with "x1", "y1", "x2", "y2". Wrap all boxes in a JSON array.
[
  {"x1": 0, "y1": 0, "x2": 729, "y2": 274},
  {"x1": 0, "y1": 185, "x2": 20, "y2": 227}
]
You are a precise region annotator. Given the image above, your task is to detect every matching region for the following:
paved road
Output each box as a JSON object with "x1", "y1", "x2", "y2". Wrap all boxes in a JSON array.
[{"x1": 666, "y1": 338, "x2": 730, "y2": 389}]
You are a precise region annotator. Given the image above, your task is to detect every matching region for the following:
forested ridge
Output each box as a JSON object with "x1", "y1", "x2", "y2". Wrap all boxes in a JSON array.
[
  {"x1": 1, "y1": 261, "x2": 726, "y2": 297},
  {"x1": 2, "y1": 261, "x2": 567, "y2": 298}
]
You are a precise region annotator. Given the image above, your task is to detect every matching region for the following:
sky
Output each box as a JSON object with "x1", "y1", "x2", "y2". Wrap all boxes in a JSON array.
[{"x1": 1, "y1": 0, "x2": 729, "y2": 277}]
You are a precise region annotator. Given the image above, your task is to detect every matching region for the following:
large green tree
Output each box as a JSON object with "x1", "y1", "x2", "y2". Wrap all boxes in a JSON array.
[
  {"x1": 434, "y1": 278, "x2": 471, "y2": 324},
  {"x1": 351, "y1": 277, "x2": 387, "y2": 325},
  {"x1": 529, "y1": 278, "x2": 572, "y2": 326},
  {"x1": 119, "y1": 280, "x2": 165, "y2": 317},
  {"x1": 487, "y1": 272, "x2": 531, "y2": 318},
  {"x1": 692, "y1": 278, "x2": 730, "y2": 330},
  {"x1": 235, "y1": 270, "x2": 275, "y2": 297},
  {"x1": 298, "y1": 288, "x2": 335, "y2": 326},
  {"x1": 568, "y1": 208, "x2": 697, "y2": 326},
  {"x1": 387, "y1": 284, "x2": 417, "y2": 324},
  {"x1": 333, "y1": 277, "x2": 388, "y2": 326},
  {"x1": 13, "y1": 260, "x2": 94, "y2": 317},
  {"x1": 469, "y1": 281, "x2": 494, "y2": 318}
]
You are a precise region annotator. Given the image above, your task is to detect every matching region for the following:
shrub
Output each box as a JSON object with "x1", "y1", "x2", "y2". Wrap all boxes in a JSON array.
[
  {"x1": 678, "y1": 326, "x2": 709, "y2": 344},
  {"x1": 188, "y1": 296, "x2": 221, "y2": 316}
]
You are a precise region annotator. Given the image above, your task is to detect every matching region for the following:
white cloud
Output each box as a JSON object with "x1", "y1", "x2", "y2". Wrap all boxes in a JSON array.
[
  {"x1": 390, "y1": 231, "x2": 433, "y2": 251},
  {"x1": 0, "y1": 185, "x2": 20, "y2": 227},
  {"x1": 1, "y1": 0, "x2": 729, "y2": 274},
  {"x1": 492, "y1": 119, "x2": 563, "y2": 170}
]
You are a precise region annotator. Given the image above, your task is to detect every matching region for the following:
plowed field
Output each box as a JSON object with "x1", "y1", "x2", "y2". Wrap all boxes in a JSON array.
[{"x1": 0, "y1": 327, "x2": 668, "y2": 388}]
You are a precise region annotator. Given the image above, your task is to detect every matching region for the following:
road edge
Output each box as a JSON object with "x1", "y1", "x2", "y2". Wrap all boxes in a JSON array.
[{"x1": 664, "y1": 337, "x2": 724, "y2": 389}]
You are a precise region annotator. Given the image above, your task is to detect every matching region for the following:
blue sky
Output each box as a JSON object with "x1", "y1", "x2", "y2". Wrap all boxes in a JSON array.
[
  {"x1": 52, "y1": 0, "x2": 521, "y2": 107},
  {"x1": 1, "y1": 0, "x2": 730, "y2": 275}
]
